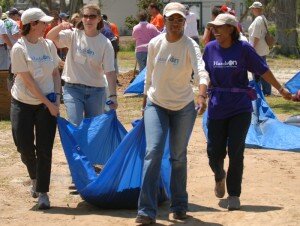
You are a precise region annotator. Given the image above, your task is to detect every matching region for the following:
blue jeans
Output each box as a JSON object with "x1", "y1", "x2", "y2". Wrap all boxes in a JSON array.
[
  {"x1": 138, "y1": 100, "x2": 197, "y2": 219},
  {"x1": 63, "y1": 83, "x2": 106, "y2": 126},
  {"x1": 136, "y1": 52, "x2": 147, "y2": 72}
]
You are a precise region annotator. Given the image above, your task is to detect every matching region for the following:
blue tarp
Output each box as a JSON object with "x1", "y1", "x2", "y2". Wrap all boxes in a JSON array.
[
  {"x1": 285, "y1": 71, "x2": 300, "y2": 94},
  {"x1": 202, "y1": 81, "x2": 300, "y2": 151},
  {"x1": 124, "y1": 68, "x2": 146, "y2": 94},
  {"x1": 58, "y1": 111, "x2": 170, "y2": 208}
]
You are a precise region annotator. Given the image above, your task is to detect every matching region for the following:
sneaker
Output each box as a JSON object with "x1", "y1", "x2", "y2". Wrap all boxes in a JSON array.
[
  {"x1": 135, "y1": 215, "x2": 156, "y2": 225},
  {"x1": 227, "y1": 196, "x2": 240, "y2": 211},
  {"x1": 30, "y1": 179, "x2": 39, "y2": 198},
  {"x1": 173, "y1": 211, "x2": 188, "y2": 220},
  {"x1": 38, "y1": 193, "x2": 50, "y2": 210},
  {"x1": 215, "y1": 177, "x2": 226, "y2": 198}
]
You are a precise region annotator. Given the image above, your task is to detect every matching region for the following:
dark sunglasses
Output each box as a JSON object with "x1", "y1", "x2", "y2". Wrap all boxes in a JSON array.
[
  {"x1": 82, "y1": 14, "x2": 98, "y2": 19},
  {"x1": 165, "y1": 17, "x2": 185, "y2": 23}
]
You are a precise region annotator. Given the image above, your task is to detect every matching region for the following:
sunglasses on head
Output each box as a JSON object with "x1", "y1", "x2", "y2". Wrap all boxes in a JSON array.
[{"x1": 83, "y1": 14, "x2": 98, "y2": 19}]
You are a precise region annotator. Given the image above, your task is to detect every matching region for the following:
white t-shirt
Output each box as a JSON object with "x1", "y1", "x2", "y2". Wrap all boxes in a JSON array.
[
  {"x1": 184, "y1": 12, "x2": 198, "y2": 38},
  {"x1": 58, "y1": 29, "x2": 115, "y2": 87},
  {"x1": 11, "y1": 37, "x2": 60, "y2": 105},
  {"x1": 248, "y1": 15, "x2": 270, "y2": 56},
  {"x1": 144, "y1": 33, "x2": 209, "y2": 111},
  {"x1": 0, "y1": 19, "x2": 7, "y2": 45}
]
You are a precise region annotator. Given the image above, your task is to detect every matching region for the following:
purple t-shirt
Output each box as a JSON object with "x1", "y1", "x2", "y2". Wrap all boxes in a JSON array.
[{"x1": 203, "y1": 40, "x2": 269, "y2": 119}]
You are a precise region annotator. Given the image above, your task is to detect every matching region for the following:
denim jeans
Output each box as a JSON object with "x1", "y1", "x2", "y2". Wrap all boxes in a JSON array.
[
  {"x1": 10, "y1": 98, "x2": 57, "y2": 192},
  {"x1": 252, "y1": 56, "x2": 271, "y2": 95},
  {"x1": 138, "y1": 100, "x2": 197, "y2": 219},
  {"x1": 207, "y1": 112, "x2": 251, "y2": 197},
  {"x1": 63, "y1": 83, "x2": 106, "y2": 126},
  {"x1": 136, "y1": 52, "x2": 147, "y2": 72}
]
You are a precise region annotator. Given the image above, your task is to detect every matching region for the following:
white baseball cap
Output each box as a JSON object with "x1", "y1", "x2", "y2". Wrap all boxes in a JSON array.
[
  {"x1": 249, "y1": 1, "x2": 263, "y2": 9},
  {"x1": 207, "y1": 14, "x2": 238, "y2": 28},
  {"x1": 21, "y1": 8, "x2": 53, "y2": 25},
  {"x1": 163, "y1": 2, "x2": 186, "y2": 18}
]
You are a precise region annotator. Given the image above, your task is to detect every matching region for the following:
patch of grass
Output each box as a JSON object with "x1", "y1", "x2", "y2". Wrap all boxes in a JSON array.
[
  {"x1": 265, "y1": 96, "x2": 299, "y2": 115},
  {"x1": 0, "y1": 120, "x2": 11, "y2": 130},
  {"x1": 118, "y1": 51, "x2": 136, "y2": 69},
  {"x1": 267, "y1": 56, "x2": 299, "y2": 69}
]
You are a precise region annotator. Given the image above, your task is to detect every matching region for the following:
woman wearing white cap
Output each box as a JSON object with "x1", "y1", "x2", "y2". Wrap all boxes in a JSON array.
[
  {"x1": 248, "y1": 1, "x2": 272, "y2": 96},
  {"x1": 46, "y1": 4, "x2": 117, "y2": 126},
  {"x1": 203, "y1": 13, "x2": 291, "y2": 210},
  {"x1": 136, "y1": 2, "x2": 209, "y2": 224},
  {"x1": 10, "y1": 8, "x2": 61, "y2": 209}
]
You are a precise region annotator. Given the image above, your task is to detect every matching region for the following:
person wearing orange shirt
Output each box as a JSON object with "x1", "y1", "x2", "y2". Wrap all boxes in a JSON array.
[
  {"x1": 148, "y1": 3, "x2": 164, "y2": 31},
  {"x1": 102, "y1": 14, "x2": 119, "y2": 40}
]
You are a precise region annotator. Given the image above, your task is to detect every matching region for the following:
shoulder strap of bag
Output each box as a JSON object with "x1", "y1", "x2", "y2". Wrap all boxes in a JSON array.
[{"x1": 261, "y1": 16, "x2": 269, "y2": 32}]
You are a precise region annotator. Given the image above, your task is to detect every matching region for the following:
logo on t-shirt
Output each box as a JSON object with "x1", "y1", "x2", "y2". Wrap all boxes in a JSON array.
[
  {"x1": 31, "y1": 55, "x2": 51, "y2": 62},
  {"x1": 169, "y1": 56, "x2": 179, "y2": 65},
  {"x1": 77, "y1": 47, "x2": 95, "y2": 56},
  {"x1": 156, "y1": 55, "x2": 179, "y2": 65},
  {"x1": 213, "y1": 60, "x2": 237, "y2": 68}
]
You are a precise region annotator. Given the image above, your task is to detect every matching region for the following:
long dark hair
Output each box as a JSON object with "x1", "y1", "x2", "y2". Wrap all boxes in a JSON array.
[
  {"x1": 76, "y1": 4, "x2": 103, "y2": 30},
  {"x1": 231, "y1": 26, "x2": 240, "y2": 42}
]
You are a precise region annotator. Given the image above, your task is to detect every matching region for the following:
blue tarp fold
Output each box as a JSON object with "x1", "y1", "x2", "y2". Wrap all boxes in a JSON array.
[
  {"x1": 124, "y1": 68, "x2": 146, "y2": 94},
  {"x1": 285, "y1": 71, "x2": 300, "y2": 94},
  {"x1": 202, "y1": 81, "x2": 300, "y2": 151},
  {"x1": 58, "y1": 111, "x2": 170, "y2": 208}
]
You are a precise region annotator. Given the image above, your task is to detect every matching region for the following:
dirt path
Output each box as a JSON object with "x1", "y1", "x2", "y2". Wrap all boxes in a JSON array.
[{"x1": 0, "y1": 115, "x2": 299, "y2": 226}]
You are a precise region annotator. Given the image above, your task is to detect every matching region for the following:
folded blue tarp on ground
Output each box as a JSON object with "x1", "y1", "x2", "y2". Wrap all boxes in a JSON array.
[
  {"x1": 285, "y1": 71, "x2": 300, "y2": 94},
  {"x1": 124, "y1": 68, "x2": 146, "y2": 94},
  {"x1": 202, "y1": 81, "x2": 300, "y2": 151},
  {"x1": 58, "y1": 111, "x2": 170, "y2": 208}
]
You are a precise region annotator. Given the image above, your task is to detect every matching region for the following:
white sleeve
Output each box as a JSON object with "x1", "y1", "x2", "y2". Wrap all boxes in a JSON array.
[
  {"x1": 11, "y1": 44, "x2": 29, "y2": 73},
  {"x1": 58, "y1": 29, "x2": 73, "y2": 48},
  {"x1": 144, "y1": 41, "x2": 154, "y2": 95},
  {"x1": 189, "y1": 40, "x2": 209, "y2": 86},
  {"x1": 0, "y1": 21, "x2": 7, "y2": 35},
  {"x1": 251, "y1": 17, "x2": 264, "y2": 39},
  {"x1": 102, "y1": 40, "x2": 115, "y2": 73},
  {"x1": 49, "y1": 40, "x2": 61, "y2": 68}
]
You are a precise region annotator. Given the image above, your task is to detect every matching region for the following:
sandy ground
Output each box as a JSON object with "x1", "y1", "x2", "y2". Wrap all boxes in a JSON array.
[{"x1": 0, "y1": 113, "x2": 299, "y2": 226}]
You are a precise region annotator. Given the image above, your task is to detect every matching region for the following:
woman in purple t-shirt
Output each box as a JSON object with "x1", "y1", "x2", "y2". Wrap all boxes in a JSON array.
[{"x1": 201, "y1": 14, "x2": 291, "y2": 211}]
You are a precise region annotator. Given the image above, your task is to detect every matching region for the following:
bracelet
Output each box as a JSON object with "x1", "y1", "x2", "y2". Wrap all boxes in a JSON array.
[
  {"x1": 278, "y1": 86, "x2": 284, "y2": 93},
  {"x1": 198, "y1": 94, "x2": 207, "y2": 100},
  {"x1": 56, "y1": 93, "x2": 61, "y2": 96},
  {"x1": 108, "y1": 94, "x2": 117, "y2": 98}
]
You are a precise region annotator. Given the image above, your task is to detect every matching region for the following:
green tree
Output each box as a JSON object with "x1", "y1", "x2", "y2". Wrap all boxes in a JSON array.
[{"x1": 124, "y1": 0, "x2": 163, "y2": 30}]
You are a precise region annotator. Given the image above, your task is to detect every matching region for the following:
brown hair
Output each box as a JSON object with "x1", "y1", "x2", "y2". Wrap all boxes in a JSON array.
[
  {"x1": 149, "y1": 3, "x2": 160, "y2": 12},
  {"x1": 137, "y1": 10, "x2": 148, "y2": 22},
  {"x1": 76, "y1": 4, "x2": 103, "y2": 30},
  {"x1": 21, "y1": 23, "x2": 31, "y2": 36}
]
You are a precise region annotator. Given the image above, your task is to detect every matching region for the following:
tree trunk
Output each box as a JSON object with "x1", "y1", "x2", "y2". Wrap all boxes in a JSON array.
[
  {"x1": 44, "y1": 0, "x2": 52, "y2": 11},
  {"x1": 69, "y1": 0, "x2": 84, "y2": 17},
  {"x1": 274, "y1": 0, "x2": 300, "y2": 57},
  {"x1": 60, "y1": 0, "x2": 67, "y2": 13}
]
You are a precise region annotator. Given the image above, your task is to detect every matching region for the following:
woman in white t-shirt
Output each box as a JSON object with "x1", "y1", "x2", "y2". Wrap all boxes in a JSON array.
[
  {"x1": 47, "y1": 4, "x2": 118, "y2": 126},
  {"x1": 136, "y1": 3, "x2": 209, "y2": 224},
  {"x1": 248, "y1": 1, "x2": 272, "y2": 96},
  {"x1": 10, "y1": 8, "x2": 61, "y2": 210}
]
